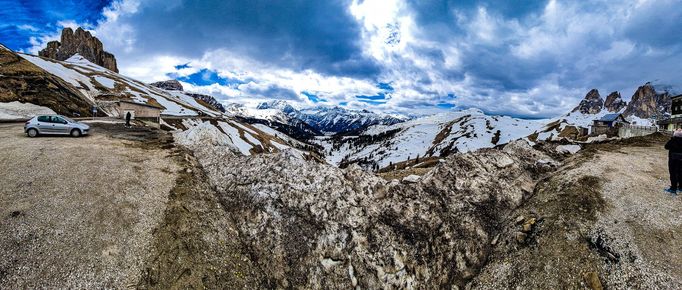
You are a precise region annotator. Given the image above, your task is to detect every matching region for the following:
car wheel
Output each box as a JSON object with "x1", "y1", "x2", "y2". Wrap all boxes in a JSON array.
[
  {"x1": 27, "y1": 128, "x2": 38, "y2": 137},
  {"x1": 70, "y1": 129, "x2": 81, "y2": 137}
]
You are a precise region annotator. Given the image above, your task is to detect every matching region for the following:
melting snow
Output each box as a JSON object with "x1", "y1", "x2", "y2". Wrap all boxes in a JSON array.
[
  {"x1": 217, "y1": 121, "x2": 254, "y2": 155},
  {"x1": 175, "y1": 121, "x2": 236, "y2": 149},
  {"x1": 94, "y1": 76, "x2": 116, "y2": 89},
  {"x1": 0, "y1": 101, "x2": 56, "y2": 120}
]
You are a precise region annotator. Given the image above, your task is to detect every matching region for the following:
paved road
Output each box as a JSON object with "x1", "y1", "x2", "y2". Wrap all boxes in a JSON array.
[{"x1": 0, "y1": 123, "x2": 179, "y2": 288}]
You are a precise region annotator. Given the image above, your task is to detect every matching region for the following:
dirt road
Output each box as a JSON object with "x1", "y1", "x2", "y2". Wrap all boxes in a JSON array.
[{"x1": 0, "y1": 122, "x2": 179, "y2": 288}]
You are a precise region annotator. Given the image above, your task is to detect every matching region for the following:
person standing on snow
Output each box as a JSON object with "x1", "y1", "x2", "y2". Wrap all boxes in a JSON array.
[
  {"x1": 125, "y1": 111, "x2": 132, "y2": 128},
  {"x1": 664, "y1": 128, "x2": 682, "y2": 195}
]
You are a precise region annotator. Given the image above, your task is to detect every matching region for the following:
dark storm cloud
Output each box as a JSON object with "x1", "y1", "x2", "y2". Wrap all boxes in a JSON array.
[{"x1": 117, "y1": 0, "x2": 379, "y2": 78}]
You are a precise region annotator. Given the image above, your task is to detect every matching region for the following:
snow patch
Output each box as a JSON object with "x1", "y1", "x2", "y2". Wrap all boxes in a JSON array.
[
  {"x1": 94, "y1": 76, "x2": 116, "y2": 89},
  {"x1": 556, "y1": 145, "x2": 581, "y2": 154},
  {"x1": 0, "y1": 101, "x2": 55, "y2": 120},
  {"x1": 402, "y1": 175, "x2": 421, "y2": 183},
  {"x1": 174, "y1": 121, "x2": 237, "y2": 150}
]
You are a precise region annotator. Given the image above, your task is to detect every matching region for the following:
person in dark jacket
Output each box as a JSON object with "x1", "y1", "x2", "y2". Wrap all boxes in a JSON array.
[
  {"x1": 664, "y1": 129, "x2": 682, "y2": 195},
  {"x1": 125, "y1": 111, "x2": 131, "y2": 128}
]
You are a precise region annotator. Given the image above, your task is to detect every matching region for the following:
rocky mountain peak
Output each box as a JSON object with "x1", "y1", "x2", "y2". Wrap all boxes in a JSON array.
[
  {"x1": 572, "y1": 89, "x2": 604, "y2": 114},
  {"x1": 256, "y1": 100, "x2": 298, "y2": 114},
  {"x1": 39, "y1": 27, "x2": 118, "y2": 72},
  {"x1": 604, "y1": 91, "x2": 626, "y2": 112},
  {"x1": 150, "y1": 80, "x2": 184, "y2": 91},
  {"x1": 623, "y1": 82, "x2": 671, "y2": 119}
]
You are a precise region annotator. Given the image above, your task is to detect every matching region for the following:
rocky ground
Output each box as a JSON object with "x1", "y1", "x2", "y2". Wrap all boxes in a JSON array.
[
  {"x1": 473, "y1": 134, "x2": 682, "y2": 289},
  {"x1": 187, "y1": 136, "x2": 557, "y2": 288},
  {"x1": 0, "y1": 120, "x2": 679, "y2": 289},
  {"x1": 180, "y1": 131, "x2": 681, "y2": 289}
]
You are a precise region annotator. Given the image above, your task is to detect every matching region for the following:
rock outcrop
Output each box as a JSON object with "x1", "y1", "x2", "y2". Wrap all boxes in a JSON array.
[
  {"x1": 0, "y1": 44, "x2": 97, "y2": 116},
  {"x1": 150, "y1": 80, "x2": 183, "y2": 91},
  {"x1": 572, "y1": 89, "x2": 604, "y2": 114},
  {"x1": 39, "y1": 27, "x2": 118, "y2": 72},
  {"x1": 149, "y1": 80, "x2": 225, "y2": 112},
  {"x1": 604, "y1": 91, "x2": 627, "y2": 112},
  {"x1": 187, "y1": 139, "x2": 556, "y2": 288},
  {"x1": 623, "y1": 83, "x2": 671, "y2": 119},
  {"x1": 187, "y1": 93, "x2": 225, "y2": 112}
]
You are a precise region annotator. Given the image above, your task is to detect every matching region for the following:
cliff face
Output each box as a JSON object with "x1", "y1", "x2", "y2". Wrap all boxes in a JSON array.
[
  {"x1": 150, "y1": 80, "x2": 184, "y2": 91},
  {"x1": 623, "y1": 83, "x2": 671, "y2": 119},
  {"x1": 604, "y1": 91, "x2": 626, "y2": 112},
  {"x1": 39, "y1": 27, "x2": 118, "y2": 72},
  {"x1": 572, "y1": 89, "x2": 604, "y2": 114}
]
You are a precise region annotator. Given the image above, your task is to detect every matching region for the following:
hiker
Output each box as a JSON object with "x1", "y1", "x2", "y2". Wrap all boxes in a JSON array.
[
  {"x1": 664, "y1": 128, "x2": 682, "y2": 195},
  {"x1": 125, "y1": 111, "x2": 131, "y2": 128}
]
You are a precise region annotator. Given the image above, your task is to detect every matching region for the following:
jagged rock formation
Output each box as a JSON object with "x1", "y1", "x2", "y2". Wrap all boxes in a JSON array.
[
  {"x1": 187, "y1": 138, "x2": 556, "y2": 288},
  {"x1": 0, "y1": 43, "x2": 97, "y2": 116},
  {"x1": 150, "y1": 80, "x2": 183, "y2": 91},
  {"x1": 149, "y1": 80, "x2": 225, "y2": 112},
  {"x1": 187, "y1": 93, "x2": 225, "y2": 113},
  {"x1": 623, "y1": 82, "x2": 671, "y2": 119},
  {"x1": 572, "y1": 89, "x2": 604, "y2": 114},
  {"x1": 39, "y1": 27, "x2": 118, "y2": 72},
  {"x1": 604, "y1": 91, "x2": 626, "y2": 112}
]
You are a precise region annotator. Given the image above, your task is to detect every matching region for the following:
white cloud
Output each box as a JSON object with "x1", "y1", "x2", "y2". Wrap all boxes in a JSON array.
[{"x1": 21, "y1": 0, "x2": 682, "y2": 118}]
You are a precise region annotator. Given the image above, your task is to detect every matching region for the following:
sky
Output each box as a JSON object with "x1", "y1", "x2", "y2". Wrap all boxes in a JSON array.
[{"x1": 1, "y1": 0, "x2": 682, "y2": 118}]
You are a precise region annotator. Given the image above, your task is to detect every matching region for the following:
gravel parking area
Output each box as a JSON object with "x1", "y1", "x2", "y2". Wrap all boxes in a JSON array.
[{"x1": 0, "y1": 122, "x2": 179, "y2": 288}]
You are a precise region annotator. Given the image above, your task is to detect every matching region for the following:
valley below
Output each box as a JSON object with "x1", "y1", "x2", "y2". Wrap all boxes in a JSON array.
[{"x1": 0, "y1": 121, "x2": 679, "y2": 289}]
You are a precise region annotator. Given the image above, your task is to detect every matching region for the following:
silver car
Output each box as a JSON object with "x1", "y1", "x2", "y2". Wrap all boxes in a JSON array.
[{"x1": 25, "y1": 115, "x2": 90, "y2": 137}]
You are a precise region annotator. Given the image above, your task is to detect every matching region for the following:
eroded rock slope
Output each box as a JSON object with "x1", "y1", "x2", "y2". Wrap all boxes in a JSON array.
[{"x1": 185, "y1": 138, "x2": 555, "y2": 288}]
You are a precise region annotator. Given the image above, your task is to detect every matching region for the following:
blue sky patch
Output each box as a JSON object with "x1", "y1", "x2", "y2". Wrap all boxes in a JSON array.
[
  {"x1": 0, "y1": 0, "x2": 113, "y2": 51},
  {"x1": 436, "y1": 103, "x2": 455, "y2": 109},
  {"x1": 356, "y1": 93, "x2": 388, "y2": 105},
  {"x1": 173, "y1": 69, "x2": 245, "y2": 87},
  {"x1": 302, "y1": 91, "x2": 326, "y2": 103},
  {"x1": 174, "y1": 63, "x2": 191, "y2": 70},
  {"x1": 377, "y1": 82, "x2": 394, "y2": 91}
]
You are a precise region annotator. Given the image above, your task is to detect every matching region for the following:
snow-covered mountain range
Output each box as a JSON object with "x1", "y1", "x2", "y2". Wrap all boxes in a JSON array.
[
  {"x1": 312, "y1": 108, "x2": 546, "y2": 170},
  {"x1": 230, "y1": 100, "x2": 408, "y2": 134}
]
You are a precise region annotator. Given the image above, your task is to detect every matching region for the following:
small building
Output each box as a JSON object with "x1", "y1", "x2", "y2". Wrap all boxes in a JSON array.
[
  {"x1": 115, "y1": 100, "x2": 162, "y2": 127},
  {"x1": 590, "y1": 113, "x2": 629, "y2": 136},
  {"x1": 657, "y1": 94, "x2": 682, "y2": 131}
]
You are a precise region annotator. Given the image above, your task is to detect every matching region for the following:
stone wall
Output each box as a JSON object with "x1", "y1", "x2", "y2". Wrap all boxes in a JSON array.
[{"x1": 618, "y1": 125, "x2": 658, "y2": 138}]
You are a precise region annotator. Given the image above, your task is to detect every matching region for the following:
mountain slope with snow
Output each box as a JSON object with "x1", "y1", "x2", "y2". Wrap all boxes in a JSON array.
[
  {"x1": 170, "y1": 118, "x2": 318, "y2": 159},
  {"x1": 314, "y1": 108, "x2": 546, "y2": 169},
  {"x1": 17, "y1": 53, "x2": 222, "y2": 117}
]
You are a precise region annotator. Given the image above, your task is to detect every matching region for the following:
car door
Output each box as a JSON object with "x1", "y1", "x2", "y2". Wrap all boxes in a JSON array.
[
  {"x1": 36, "y1": 116, "x2": 52, "y2": 133},
  {"x1": 50, "y1": 116, "x2": 69, "y2": 134}
]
